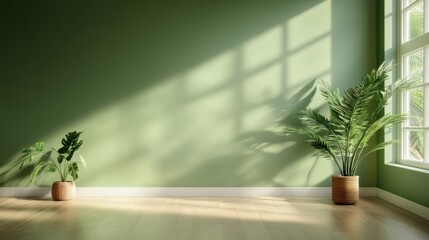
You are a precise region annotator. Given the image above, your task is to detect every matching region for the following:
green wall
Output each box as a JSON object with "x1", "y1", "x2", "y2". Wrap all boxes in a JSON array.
[
  {"x1": 378, "y1": 0, "x2": 429, "y2": 208},
  {"x1": 0, "y1": 0, "x2": 377, "y2": 187}
]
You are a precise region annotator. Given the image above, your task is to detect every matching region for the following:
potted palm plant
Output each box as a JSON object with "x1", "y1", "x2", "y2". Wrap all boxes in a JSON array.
[
  {"x1": 284, "y1": 63, "x2": 414, "y2": 204},
  {"x1": 18, "y1": 131, "x2": 86, "y2": 201}
]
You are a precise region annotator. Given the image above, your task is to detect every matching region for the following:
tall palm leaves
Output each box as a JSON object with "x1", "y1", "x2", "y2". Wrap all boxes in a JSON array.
[{"x1": 284, "y1": 64, "x2": 414, "y2": 176}]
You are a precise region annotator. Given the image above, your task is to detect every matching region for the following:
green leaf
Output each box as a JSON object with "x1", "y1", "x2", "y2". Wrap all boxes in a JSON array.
[
  {"x1": 57, "y1": 154, "x2": 65, "y2": 164},
  {"x1": 68, "y1": 162, "x2": 79, "y2": 180},
  {"x1": 30, "y1": 162, "x2": 46, "y2": 183},
  {"x1": 57, "y1": 131, "x2": 84, "y2": 161},
  {"x1": 22, "y1": 142, "x2": 44, "y2": 154},
  {"x1": 18, "y1": 142, "x2": 44, "y2": 170},
  {"x1": 57, "y1": 146, "x2": 68, "y2": 154},
  {"x1": 46, "y1": 163, "x2": 57, "y2": 172}
]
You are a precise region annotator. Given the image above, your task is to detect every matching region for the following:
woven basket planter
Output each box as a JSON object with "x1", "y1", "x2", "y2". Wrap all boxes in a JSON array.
[
  {"x1": 332, "y1": 175, "x2": 359, "y2": 205},
  {"x1": 51, "y1": 181, "x2": 76, "y2": 201}
]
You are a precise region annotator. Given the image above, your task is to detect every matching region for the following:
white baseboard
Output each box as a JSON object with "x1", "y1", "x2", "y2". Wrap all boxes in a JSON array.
[
  {"x1": 0, "y1": 187, "x2": 51, "y2": 198},
  {"x1": 77, "y1": 187, "x2": 335, "y2": 197},
  {"x1": 377, "y1": 189, "x2": 429, "y2": 220},
  {"x1": 0, "y1": 187, "x2": 377, "y2": 198},
  {"x1": 1, "y1": 187, "x2": 426, "y2": 220}
]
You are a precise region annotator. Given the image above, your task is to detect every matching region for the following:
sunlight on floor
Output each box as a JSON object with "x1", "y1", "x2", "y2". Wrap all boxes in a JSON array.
[{"x1": 1, "y1": 197, "x2": 428, "y2": 240}]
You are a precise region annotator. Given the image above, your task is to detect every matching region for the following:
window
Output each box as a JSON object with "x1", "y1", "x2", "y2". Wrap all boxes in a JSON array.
[{"x1": 400, "y1": 0, "x2": 429, "y2": 169}]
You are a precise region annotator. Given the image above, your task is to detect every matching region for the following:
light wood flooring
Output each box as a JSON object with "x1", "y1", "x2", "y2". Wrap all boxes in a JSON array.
[{"x1": 0, "y1": 197, "x2": 428, "y2": 240}]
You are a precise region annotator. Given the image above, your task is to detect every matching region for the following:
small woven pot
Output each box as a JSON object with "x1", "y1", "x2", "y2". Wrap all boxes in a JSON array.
[
  {"x1": 332, "y1": 175, "x2": 359, "y2": 205},
  {"x1": 51, "y1": 181, "x2": 76, "y2": 201}
]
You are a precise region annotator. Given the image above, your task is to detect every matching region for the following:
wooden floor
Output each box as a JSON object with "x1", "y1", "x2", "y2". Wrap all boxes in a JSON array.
[{"x1": 0, "y1": 197, "x2": 428, "y2": 240}]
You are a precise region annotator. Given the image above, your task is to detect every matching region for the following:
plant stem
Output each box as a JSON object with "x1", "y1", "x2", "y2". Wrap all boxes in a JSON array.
[
  {"x1": 327, "y1": 150, "x2": 344, "y2": 176},
  {"x1": 49, "y1": 157, "x2": 62, "y2": 181},
  {"x1": 62, "y1": 161, "x2": 68, "y2": 182}
]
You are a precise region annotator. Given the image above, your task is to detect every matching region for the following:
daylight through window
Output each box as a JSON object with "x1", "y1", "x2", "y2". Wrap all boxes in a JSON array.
[{"x1": 400, "y1": 0, "x2": 429, "y2": 169}]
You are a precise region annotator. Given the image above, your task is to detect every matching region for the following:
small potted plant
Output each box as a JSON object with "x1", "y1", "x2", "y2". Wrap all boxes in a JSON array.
[
  {"x1": 18, "y1": 131, "x2": 86, "y2": 201},
  {"x1": 284, "y1": 63, "x2": 414, "y2": 204}
]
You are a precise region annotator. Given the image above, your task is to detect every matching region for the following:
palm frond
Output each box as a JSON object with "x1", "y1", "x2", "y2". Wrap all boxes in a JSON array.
[
  {"x1": 283, "y1": 63, "x2": 408, "y2": 176},
  {"x1": 284, "y1": 126, "x2": 343, "y2": 175}
]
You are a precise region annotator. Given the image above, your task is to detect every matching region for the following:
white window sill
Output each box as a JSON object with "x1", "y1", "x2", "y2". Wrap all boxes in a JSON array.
[{"x1": 386, "y1": 163, "x2": 429, "y2": 174}]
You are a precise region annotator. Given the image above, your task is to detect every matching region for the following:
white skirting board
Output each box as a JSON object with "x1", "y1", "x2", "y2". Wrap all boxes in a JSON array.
[
  {"x1": 0, "y1": 187, "x2": 427, "y2": 220},
  {"x1": 0, "y1": 186, "x2": 377, "y2": 197},
  {"x1": 377, "y1": 189, "x2": 429, "y2": 220}
]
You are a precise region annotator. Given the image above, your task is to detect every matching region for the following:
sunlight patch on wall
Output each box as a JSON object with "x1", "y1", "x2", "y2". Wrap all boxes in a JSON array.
[
  {"x1": 55, "y1": 55, "x2": 240, "y2": 185},
  {"x1": 274, "y1": 155, "x2": 335, "y2": 186},
  {"x1": 185, "y1": 89, "x2": 234, "y2": 132},
  {"x1": 285, "y1": 0, "x2": 331, "y2": 86},
  {"x1": 261, "y1": 143, "x2": 290, "y2": 155},
  {"x1": 242, "y1": 26, "x2": 282, "y2": 71},
  {"x1": 243, "y1": 63, "x2": 282, "y2": 104},
  {"x1": 287, "y1": 1, "x2": 331, "y2": 51},
  {"x1": 185, "y1": 51, "x2": 235, "y2": 97},
  {"x1": 242, "y1": 106, "x2": 274, "y2": 132},
  {"x1": 286, "y1": 35, "x2": 331, "y2": 83},
  {"x1": 134, "y1": 79, "x2": 179, "y2": 118},
  {"x1": 276, "y1": 0, "x2": 332, "y2": 116},
  {"x1": 236, "y1": 153, "x2": 267, "y2": 182}
]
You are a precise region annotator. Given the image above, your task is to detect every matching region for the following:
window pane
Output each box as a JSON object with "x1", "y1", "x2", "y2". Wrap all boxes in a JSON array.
[
  {"x1": 403, "y1": 0, "x2": 418, "y2": 8},
  {"x1": 405, "y1": 87, "x2": 424, "y2": 126},
  {"x1": 404, "y1": 50, "x2": 424, "y2": 84},
  {"x1": 405, "y1": 1, "x2": 424, "y2": 41},
  {"x1": 404, "y1": 130, "x2": 424, "y2": 161}
]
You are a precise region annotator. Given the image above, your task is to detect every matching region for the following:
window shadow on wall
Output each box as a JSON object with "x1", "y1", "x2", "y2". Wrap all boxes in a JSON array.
[
  {"x1": 0, "y1": 0, "x2": 344, "y2": 187},
  {"x1": 165, "y1": 79, "x2": 333, "y2": 187}
]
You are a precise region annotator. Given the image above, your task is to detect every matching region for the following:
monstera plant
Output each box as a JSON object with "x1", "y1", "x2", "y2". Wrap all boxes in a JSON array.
[
  {"x1": 284, "y1": 63, "x2": 414, "y2": 204},
  {"x1": 19, "y1": 131, "x2": 86, "y2": 201}
]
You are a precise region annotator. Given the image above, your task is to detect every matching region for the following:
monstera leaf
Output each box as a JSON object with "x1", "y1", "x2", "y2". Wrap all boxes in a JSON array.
[{"x1": 57, "y1": 131, "x2": 83, "y2": 161}]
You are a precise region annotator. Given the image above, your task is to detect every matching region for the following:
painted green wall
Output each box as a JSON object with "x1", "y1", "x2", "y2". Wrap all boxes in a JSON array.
[
  {"x1": 0, "y1": 0, "x2": 377, "y2": 187},
  {"x1": 378, "y1": 0, "x2": 429, "y2": 208}
]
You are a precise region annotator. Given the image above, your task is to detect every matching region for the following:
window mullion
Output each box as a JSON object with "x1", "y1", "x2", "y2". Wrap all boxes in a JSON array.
[
  {"x1": 404, "y1": 0, "x2": 423, "y2": 12},
  {"x1": 425, "y1": 0, "x2": 429, "y2": 33},
  {"x1": 425, "y1": 46, "x2": 429, "y2": 163},
  {"x1": 425, "y1": 129, "x2": 429, "y2": 163},
  {"x1": 403, "y1": 9, "x2": 409, "y2": 43},
  {"x1": 401, "y1": 33, "x2": 429, "y2": 53}
]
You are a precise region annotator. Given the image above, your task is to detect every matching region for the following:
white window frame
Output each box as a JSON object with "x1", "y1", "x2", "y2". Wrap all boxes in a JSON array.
[{"x1": 399, "y1": 0, "x2": 429, "y2": 169}]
